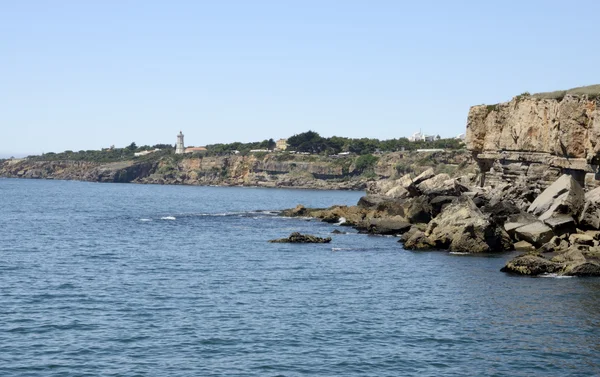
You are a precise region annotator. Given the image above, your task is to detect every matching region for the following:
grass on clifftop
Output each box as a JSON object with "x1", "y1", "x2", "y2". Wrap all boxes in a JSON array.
[{"x1": 532, "y1": 84, "x2": 600, "y2": 100}]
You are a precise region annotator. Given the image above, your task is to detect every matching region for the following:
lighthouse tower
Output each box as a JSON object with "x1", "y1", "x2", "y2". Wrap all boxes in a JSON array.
[{"x1": 175, "y1": 131, "x2": 185, "y2": 154}]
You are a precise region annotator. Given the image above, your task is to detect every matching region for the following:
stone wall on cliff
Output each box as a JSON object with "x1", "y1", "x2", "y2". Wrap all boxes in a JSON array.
[{"x1": 466, "y1": 90, "x2": 600, "y2": 189}]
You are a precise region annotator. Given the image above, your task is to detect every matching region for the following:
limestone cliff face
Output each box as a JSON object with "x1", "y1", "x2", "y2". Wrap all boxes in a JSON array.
[
  {"x1": 466, "y1": 92, "x2": 600, "y2": 189},
  {"x1": 0, "y1": 151, "x2": 474, "y2": 190},
  {"x1": 467, "y1": 95, "x2": 600, "y2": 160}
]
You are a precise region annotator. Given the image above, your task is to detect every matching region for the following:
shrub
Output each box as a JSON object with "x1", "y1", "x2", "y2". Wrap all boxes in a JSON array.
[{"x1": 354, "y1": 154, "x2": 379, "y2": 172}]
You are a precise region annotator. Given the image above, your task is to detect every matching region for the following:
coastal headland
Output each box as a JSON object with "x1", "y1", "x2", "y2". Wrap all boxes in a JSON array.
[
  {"x1": 280, "y1": 85, "x2": 600, "y2": 276},
  {"x1": 4, "y1": 85, "x2": 600, "y2": 276}
]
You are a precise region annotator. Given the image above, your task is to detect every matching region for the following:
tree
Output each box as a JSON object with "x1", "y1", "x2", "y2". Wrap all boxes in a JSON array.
[
  {"x1": 127, "y1": 142, "x2": 137, "y2": 151},
  {"x1": 267, "y1": 138, "x2": 276, "y2": 150}
]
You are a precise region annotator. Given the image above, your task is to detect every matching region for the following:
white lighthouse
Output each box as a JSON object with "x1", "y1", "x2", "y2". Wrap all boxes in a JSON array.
[{"x1": 175, "y1": 131, "x2": 185, "y2": 154}]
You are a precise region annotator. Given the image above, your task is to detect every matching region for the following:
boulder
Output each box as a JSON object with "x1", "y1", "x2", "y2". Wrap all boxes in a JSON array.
[
  {"x1": 385, "y1": 185, "x2": 410, "y2": 199},
  {"x1": 399, "y1": 224, "x2": 426, "y2": 243},
  {"x1": 403, "y1": 230, "x2": 436, "y2": 250},
  {"x1": 406, "y1": 168, "x2": 435, "y2": 196},
  {"x1": 539, "y1": 236, "x2": 569, "y2": 253},
  {"x1": 269, "y1": 232, "x2": 332, "y2": 243},
  {"x1": 430, "y1": 196, "x2": 456, "y2": 217},
  {"x1": 425, "y1": 196, "x2": 512, "y2": 253},
  {"x1": 514, "y1": 222, "x2": 554, "y2": 247},
  {"x1": 416, "y1": 173, "x2": 450, "y2": 193},
  {"x1": 569, "y1": 233, "x2": 595, "y2": 246},
  {"x1": 514, "y1": 240, "x2": 536, "y2": 252},
  {"x1": 579, "y1": 186, "x2": 600, "y2": 229},
  {"x1": 500, "y1": 254, "x2": 563, "y2": 275},
  {"x1": 527, "y1": 174, "x2": 585, "y2": 221},
  {"x1": 483, "y1": 199, "x2": 522, "y2": 226},
  {"x1": 503, "y1": 213, "x2": 538, "y2": 237},
  {"x1": 280, "y1": 204, "x2": 310, "y2": 217},
  {"x1": 405, "y1": 196, "x2": 432, "y2": 224},
  {"x1": 357, "y1": 195, "x2": 389, "y2": 209},
  {"x1": 365, "y1": 216, "x2": 411, "y2": 235},
  {"x1": 542, "y1": 215, "x2": 576, "y2": 235}
]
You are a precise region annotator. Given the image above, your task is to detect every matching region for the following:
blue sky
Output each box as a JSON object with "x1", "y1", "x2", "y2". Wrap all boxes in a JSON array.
[{"x1": 1, "y1": 0, "x2": 599, "y2": 156}]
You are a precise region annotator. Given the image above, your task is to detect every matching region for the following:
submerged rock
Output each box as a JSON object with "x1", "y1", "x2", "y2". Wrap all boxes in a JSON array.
[
  {"x1": 269, "y1": 232, "x2": 332, "y2": 244},
  {"x1": 500, "y1": 254, "x2": 563, "y2": 275}
]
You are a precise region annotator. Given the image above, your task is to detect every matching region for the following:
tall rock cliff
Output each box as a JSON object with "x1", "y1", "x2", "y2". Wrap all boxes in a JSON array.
[{"x1": 466, "y1": 86, "x2": 600, "y2": 189}]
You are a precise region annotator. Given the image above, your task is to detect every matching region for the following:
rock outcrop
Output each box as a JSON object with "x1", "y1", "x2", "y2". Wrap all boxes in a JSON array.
[
  {"x1": 269, "y1": 232, "x2": 332, "y2": 244},
  {"x1": 424, "y1": 197, "x2": 512, "y2": 253}
]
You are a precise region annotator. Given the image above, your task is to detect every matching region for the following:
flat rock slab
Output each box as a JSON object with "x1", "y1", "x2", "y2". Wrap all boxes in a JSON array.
[{"x1": 514, "y1": 221, "x2": 554, "y2": 246}]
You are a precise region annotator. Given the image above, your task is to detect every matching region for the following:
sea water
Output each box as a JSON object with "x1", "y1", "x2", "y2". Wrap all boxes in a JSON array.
[{"x1": 1, "y1": 178, "x2": 599, "y2": 376}]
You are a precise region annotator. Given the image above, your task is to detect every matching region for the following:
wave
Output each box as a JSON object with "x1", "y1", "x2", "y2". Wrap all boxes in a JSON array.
[
  {"x1": 539, "y1": 273, "x2": 574, "y2": 279},
  {"x1": 160, "y1": 216, "x2": 176, "y2": 221},
  {"x1": 139, "y1": 218, "x2": 152, "y2": 222},
  {"x1": 332, "y1": 247, "x2": 371, "y2": 252}
]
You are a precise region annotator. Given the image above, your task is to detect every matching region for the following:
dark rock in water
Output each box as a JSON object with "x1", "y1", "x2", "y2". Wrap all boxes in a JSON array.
[
  {"x1": 280, "y1": 205, "x2": 310, "y2": 217},
  {"x1": 500, "y1": 254, "x2": 562, "y2": 275},
  {"x1": 403, "y1": 230, "x2": 436, "y2": 250},
  {"x1": 269, "y1": 232, "x2": 332, "y2": 244},
  {"x1": 331, "y1": 229, "x2": 346, "y2": 234}
]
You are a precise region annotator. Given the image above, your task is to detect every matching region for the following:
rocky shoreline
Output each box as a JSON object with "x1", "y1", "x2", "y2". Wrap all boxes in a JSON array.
[
  {"x1": 281, "y1": 168, "x2": 600, "y2": 277},
  {"x1": 0, "y1": 150, "x2": 474, "y2": 191}
]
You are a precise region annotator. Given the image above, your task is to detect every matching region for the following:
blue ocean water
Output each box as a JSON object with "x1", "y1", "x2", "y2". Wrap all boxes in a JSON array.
[{"x1": 1, "y1": 178, "x2": 599, "y2": 377}]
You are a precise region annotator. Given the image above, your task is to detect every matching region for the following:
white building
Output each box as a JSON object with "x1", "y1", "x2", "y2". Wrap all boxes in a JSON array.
[
  {"x1": 409, "y1": 130, "x2": 436, "y2": 142},
  {"x1": 175, "y1": 131, "x2": 185, "y2": 154}
]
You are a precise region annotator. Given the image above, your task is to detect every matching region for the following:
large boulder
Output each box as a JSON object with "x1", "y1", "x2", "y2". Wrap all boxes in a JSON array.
[
  {"x1": 365, "y1": 216, "x2": 411, "y2": 235},
  {"x1": 406, "y1": 168, "x2": 435, "y2": 196},
  {"x1": 483, "y1": 199, "x2": 522, "y2": 226},
  {"x1": 425, "y1": 196, "x2": 512, "y2": 253},
  {"x1": 504, "y1": 213, "x2": 538, "y2": 237},
  {"x1": 417, "y1": 175, "x2": 470, "y2": 197},
  {"x1": 403, "y1": 230, "x2": 436, "y2": 250},
  {"x1": 405, "y1": 196, "x2": 432, "y2": 224},
  {"x1": 385, "y1": 185, "x2": 410, "y2": 199},
  {"x1": 527, "y1": 174, "x2": 585, "y2": 221},
  {"x1": 579, "y1": 186, "x2": 600, "y2": 229},
  {"x1": 500, "y1": 254, "x2": 563, "y2": 275},
  {"x1": 513, "y1": 221, "x2": 554, "y2": 247}
]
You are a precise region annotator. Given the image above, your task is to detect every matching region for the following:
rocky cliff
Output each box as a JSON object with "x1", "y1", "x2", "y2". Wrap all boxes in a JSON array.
[
  {"x1": 466, "y1": 85, "x2": 600, "y2": 189},
  {"x1": 0, "y1": 150, "x2": 474, "y2": 190}
]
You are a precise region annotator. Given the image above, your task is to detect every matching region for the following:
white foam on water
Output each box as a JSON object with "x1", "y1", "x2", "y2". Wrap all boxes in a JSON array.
[
  {"x1": 449, "y1": 251, "x2": 471, "y2": 255},
  {"x1": 139, "y1": 218, "x2": 152, "y2": 222},
  {"x1": 336, "y1": 217, "x2": 347, "y2": 225},
  {"x1": 161, "y1": 216, "x2": 176, "y2": 221},
  {"x1": 539, "y1": 273, "x2": 574, "y2": 279}
]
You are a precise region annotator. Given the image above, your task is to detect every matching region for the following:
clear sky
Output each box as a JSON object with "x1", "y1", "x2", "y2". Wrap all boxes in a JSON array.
[{"x1": 1, "y1": 0, "x2": 599, "y2": 156}]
